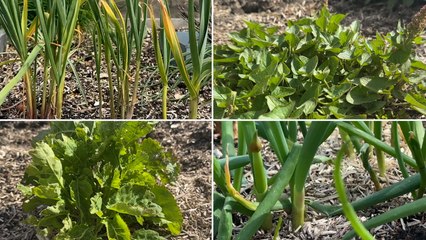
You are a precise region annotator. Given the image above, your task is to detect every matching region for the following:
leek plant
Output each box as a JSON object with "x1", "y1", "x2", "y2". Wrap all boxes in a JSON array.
[
  {"x1": 0, "y1": 0, "x2": 85, "y2": 118},
  {"x1": 155, "y1": 0, "x2": 211, "y2": 119},
  {"x1": 88, "y1": 0, "x2": 148, "y2": 119},
  {"x1": 0, "y1": 0, "x2": 37, "y2": 118},
  {"x1": 148, "y1": 1, "x2": 170, "y2": 119},
  {"x1": 214, "y1": 121, "x2": 426, "y2": 239}
]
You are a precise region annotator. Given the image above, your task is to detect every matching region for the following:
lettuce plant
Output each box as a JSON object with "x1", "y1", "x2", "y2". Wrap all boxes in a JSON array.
[
  {"x1": 214, "y1": 7, "x2": 426, "y2": 119},
  {"x1": 19, "y1": 121, "x2": 182, "y2": 239}
]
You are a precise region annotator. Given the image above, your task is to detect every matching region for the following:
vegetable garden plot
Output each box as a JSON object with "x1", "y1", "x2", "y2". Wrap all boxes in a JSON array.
[
  {"x1": 213, "y1": 121, "x2": 426, "y2": 239},
  {"x1": 213, "y1": 1, "x2": 426, "y2": 119},
  {"x1": 0, "y1": 0, "x2": 211, "y2": 119},
  {"x1": 0, "y1": 121, "x2": 211, "y2": 240}
]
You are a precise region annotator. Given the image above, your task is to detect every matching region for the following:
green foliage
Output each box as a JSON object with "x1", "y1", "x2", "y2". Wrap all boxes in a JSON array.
[
  {"x1": 214, "y1": 7, "x2": 426, "y2": 119},
  {"x1": 20, "y1": 121, "x2": 182, "y2": 239}
]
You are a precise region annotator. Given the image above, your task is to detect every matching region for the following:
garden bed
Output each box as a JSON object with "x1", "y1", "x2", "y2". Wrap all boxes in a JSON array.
[
  {"x1": 214, "y1": 0, "x2": 426, "y2": 119},
  {"x1": 0, "y1": 29, "x2": 212, "y2": 119},
  {"x1": 0, "y1": 121, "x2": 211, "y2": 239},
  {"x1": 213, "y1": 121, "x2": 426, "y2": 239}
]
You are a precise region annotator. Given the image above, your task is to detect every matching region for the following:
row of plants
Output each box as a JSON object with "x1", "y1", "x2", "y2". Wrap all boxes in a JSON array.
[
  {"x1": 19, "y1": 121, "x2": 182, "y2": 239},
  {"x1": 0, "y1": 0, "x2": 211, "y2": 119},
  {"x1": 214, "y1": 6, "x2": 426, "y2": 119},
  {"x1": 214, "y1": 121, "x2": 425, "y2": 239}
]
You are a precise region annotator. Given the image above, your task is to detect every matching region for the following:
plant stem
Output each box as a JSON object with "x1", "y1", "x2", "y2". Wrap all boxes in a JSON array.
[
  {"x1": 189, "y1": 96, "x2": 199, "y2": 119},
  {"x1": 162, "y1": 84, "x2": 168, "y2": 119},
  {"x1": 334, "y1": 144, "x2": 375, "y2": 240},
  {"x1": 374, "y1": 121, "x2": 386, "y2": 177}
]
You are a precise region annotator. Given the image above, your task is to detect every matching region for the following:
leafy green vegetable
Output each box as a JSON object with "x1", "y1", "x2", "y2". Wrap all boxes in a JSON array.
[
  {"x1": 20, "y1": 121, "x2": 182, "y2": 239},
  {"x1": 214, "y1": 7, "x2": 426, "y2": 118}
]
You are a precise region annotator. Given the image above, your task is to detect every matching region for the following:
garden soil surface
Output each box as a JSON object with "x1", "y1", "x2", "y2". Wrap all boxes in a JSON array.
[
  {"x1": 213, "y1": 122, "x2": 426, "y2": 239},
  {"x1": 0, "y1": 121, "x2": 212, "y2": 240}
]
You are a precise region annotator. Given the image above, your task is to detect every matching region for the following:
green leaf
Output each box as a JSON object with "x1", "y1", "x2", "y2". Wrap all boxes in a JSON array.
[
  {"x1": 246, "y1": 61, "x2": 277, "y2": 97},
  {"x1": 0, "y1": 45, "x2": 42, "y2": 106},
  {"x1": 29, "y1": 142, "x2": 64, "y2": 187},
  {"x1": 56, "y1": 225, "x2": 96, "y2": 240},
  {"x1": 106, "y1": 185, "x2": 164, "y2": 218},
  {"x1": 353, "y1": 76, "x2": 396, "y2": 93},
  {"x1": 337, "y1": 49, "x2": 353, "y2": 60},
  {"x1": 90, "y1": 193, "x2": 103, "y2": 217},
  {"x1": 389, "y1": 44, "x2": 412, "y2": 64},
  {"x1": 32, "y1": 184, "x2": 61, "y2": 200},
  {"x1": 346, "y1": 87, "x2": 381, "y2": 105},
  {"x1": 133, "y1": 229, "x2": 166, "y2": 240},
  {"x1": 271, "y1": 86, "x2": 296, "y2": 98},
  {"x1": 405, "y1": 94, "x2": 426, "y2": 115},
  {"x1": 259, "y1": 101, "x2": 295, "y2": 119},
  {"x1": 105, "y1": 214, "x2": 131, "y2": 240},
  {"x1": 300, "y1": 56, "x2": 318, "y2": 74},
  {"x1": 150, "y1": 185, "x2": 183, "y2": 235}
]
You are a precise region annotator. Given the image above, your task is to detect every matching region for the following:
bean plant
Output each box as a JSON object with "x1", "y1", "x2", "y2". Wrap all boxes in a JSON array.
[
  {"x1": 19, "y1": 121, "x2": 182, "y2": 239},
  {"x1": 214, "y1": 7, "x2": 426, "y2": 119},
  {"x1": 214, "y1": 121, "x2": 426, "y2": 239}
]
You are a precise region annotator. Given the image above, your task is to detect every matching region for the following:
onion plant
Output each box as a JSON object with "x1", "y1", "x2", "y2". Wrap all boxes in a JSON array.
[{"x1": 214, "y1": 120, "x2": 426, "y2": 239}]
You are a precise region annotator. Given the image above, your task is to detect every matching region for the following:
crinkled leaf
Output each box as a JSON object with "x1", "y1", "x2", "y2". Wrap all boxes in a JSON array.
[
  {"x1": 56, "y1": 224, "x2": 96, "y2": 240},
  {"x1": 133, "y1": 229, "x2": 166, "y2": 240},
  {"x1": 107, "y1": 185, "x2": 163, "y2": 218}
]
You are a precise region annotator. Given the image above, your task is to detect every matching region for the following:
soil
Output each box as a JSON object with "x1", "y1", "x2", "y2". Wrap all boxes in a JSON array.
[
  {"x1": 213, "y1": 121, "x2": 426, "y2": 239},
  {"x1": 0, "y1": 30, "x2": 212, "y2": 120},
  {"x1": 0, "y1": 121, "x2": 212, "y2": 240}
]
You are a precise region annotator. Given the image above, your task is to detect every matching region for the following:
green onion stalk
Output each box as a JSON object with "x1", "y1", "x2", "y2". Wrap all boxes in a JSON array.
[{"x1": 291, "y1": 122, "x2": 335, "y2": 230}]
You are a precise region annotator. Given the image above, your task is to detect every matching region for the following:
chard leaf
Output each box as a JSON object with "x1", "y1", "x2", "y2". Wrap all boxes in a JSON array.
[
  {"x1": 32, "y1": 184, "x2": 61, "y2": 200},
  {"x1": 29, "y1": 142, "x2": 64, "y2": 187},
  {"x1": 105, "y1": 214, "x2": 131, "y2": 240},
  {"x1": 133, "y1": 229, "x2": 166, "y2": 240},
  {"x1": 56, "y1": 224, "x2": 96, "y2": 240},
  {"x1": 90, "y1": 193, "x2": 103, "y2": 217},
  {"x1": 150, "y1": 186, "x2": 183, "y2": 236},
  {"x1": 106, "y1": 185, "x2": 164, "y2": 218}
]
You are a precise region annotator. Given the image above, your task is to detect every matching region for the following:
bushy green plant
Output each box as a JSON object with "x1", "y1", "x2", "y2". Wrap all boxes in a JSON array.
[
  {"x1": 214, "y1": 7, "x2": 426, "y2": 119},
  {"x1": 19, "y1": 121, "x2": 182, "y2": 239}
]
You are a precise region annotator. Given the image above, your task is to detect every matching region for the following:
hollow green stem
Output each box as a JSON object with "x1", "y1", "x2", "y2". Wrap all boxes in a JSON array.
[
  {"x1": 374, "y1": 121, "x2": 386, "y2": 177},
  {"x1": 334, "y1": 144, "x2": 374, "y2": 240},
  {"x1": 337, "y1": 122, "x2": 417, "y2": 168}
]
